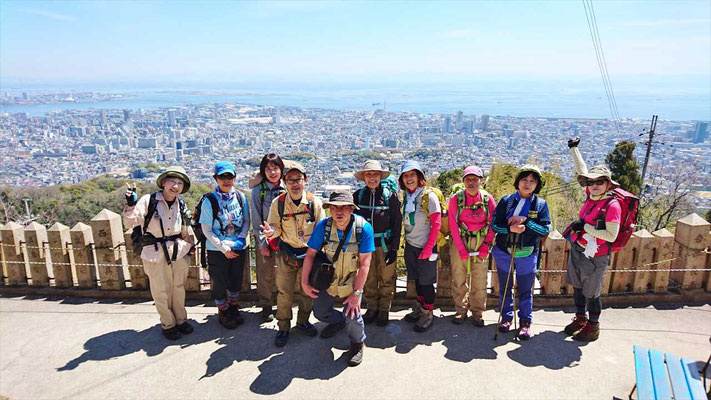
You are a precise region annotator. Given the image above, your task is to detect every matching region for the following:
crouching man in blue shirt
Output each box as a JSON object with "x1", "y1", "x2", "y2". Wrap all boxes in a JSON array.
[{"x1": 301, "y1": 190, "x2": 375, "y2": 367}]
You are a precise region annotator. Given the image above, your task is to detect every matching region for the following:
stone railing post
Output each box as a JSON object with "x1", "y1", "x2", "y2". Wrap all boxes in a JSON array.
[
  {"x1": 185, "y1": 228, "x2": 200, "y2": 292},
  {"x1": 651, "y1": 228, "x2": 674, "y2": 293},
  {"x1": 1, "y1": 222, "x2": 27, "y2": 285},
  {"x1": 0, "y1": 223, "x2": 5, "y2": 285},
  {"x1": 490, "y1": 255, "x2": 499, "y2": 296},
  {"x1": 123, "y1": 229, "x2": 148, "y2": 290},
  {"x1": 70, "y1": 222, "x2": 97, "y2": 288},
  {"x1": 671, "y1": 213, "x2": 711, "y2": 290},
  {"x1": 24, "y1": 222, "x2": 50, "y2": 287},
  {"x1": 48, "y1": 223, "x2": 73, "y2": 288},
  {"x1": 437, "y1": 239, "x2": 452, "y2": 297},
  {"x1": 241, "y1": 243, "x2": 252, "y2": 293},
  {"x1": 610, "y1": 231, "x2": 639, "y2": 293},
  {"x1": 631, "y1": 229, "x2": 655, "y2": 293},
  {"x1": 89, "y1": 210, "x2": 126, "y2": 290},
  {"x1": 541, "y1": 230, "x2": 567, "y2": 295}
]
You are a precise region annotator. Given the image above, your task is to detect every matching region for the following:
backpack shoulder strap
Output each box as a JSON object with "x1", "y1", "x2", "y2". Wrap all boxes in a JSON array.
[
  {"x1": 354, "y1": 215, "x2": 365, "y2": 244},
  {"x1": 205, "y1": 192, "x2": 224, "y2": 231},
  {"x1": 324, "y1": 217, "x2": 333, "y2": 243},
  {"x1": 480, "y1": 189, "x2": 491, "y2": 227},
  {"x1": 306, "y1": 194, "x2": 316, "y2": 222},
  {"x1": 277, "y1": 192, "x2": 287, "y2": 221},
  {"x1": 143, "y1": 193, "x2": 159, "y2": 233}
]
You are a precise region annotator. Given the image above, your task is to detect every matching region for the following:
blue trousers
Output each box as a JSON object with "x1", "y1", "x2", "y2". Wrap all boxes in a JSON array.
[
  {"x1": 313, "y1": 290, "x2": 366, "y2": 344},
  {"x1": 492, "y1": 246, "x2": 536, "y2": 323}
]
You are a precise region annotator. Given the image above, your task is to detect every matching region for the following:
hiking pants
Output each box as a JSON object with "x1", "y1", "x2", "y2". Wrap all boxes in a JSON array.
[
  {"x1": 313, "y1": 290, "x2": 366, "y2": 344},
  {"x1": 275, "y1": 253, "x2": 314, "y2": 331},
  {"x1": 207, "y1": 250, "x2": 245, "y2": 302},
  {"x1": 492, "y1": 246, "x2": 536, "y2": 323},
  {"x1": 449, "y1": 243, "x2": 488, "y2": 319},
  {"x1": 363, "y1": 246, "x2": 397, "y2": 312},
  {"x1": 255, "y1": 237, "x2": 277, "y2": 307},
  {"x1": 143, "y1": 255, "x2": 190, "y2": 329}
]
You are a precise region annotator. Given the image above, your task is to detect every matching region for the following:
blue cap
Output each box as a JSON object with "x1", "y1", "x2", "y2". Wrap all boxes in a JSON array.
[
  {"x1": 214, "y1": 161, "x2": 236, "y2": 176},
  {"x1": 398, "y1": 160, "x2": 424, "y2": 178}
]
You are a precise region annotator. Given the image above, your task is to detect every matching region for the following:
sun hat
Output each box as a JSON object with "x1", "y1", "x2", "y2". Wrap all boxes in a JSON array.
[
  {"x1": 323, "y1": 190, "x2": 359, "y2": 209},
  {"x1": 354, "y1": 160, "x2": 391, "y2": 181},
  {"x1": 576, "y1": 165, "x2": 620, "y2": 188},
  {"x1": 156, "y1": 166, "x2": 191, "y2": 194}
]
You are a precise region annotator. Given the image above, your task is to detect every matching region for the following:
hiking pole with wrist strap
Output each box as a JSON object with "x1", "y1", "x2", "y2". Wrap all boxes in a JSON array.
[{"x1": 494, "y1": 233, "x2": 518, "y2": 341}]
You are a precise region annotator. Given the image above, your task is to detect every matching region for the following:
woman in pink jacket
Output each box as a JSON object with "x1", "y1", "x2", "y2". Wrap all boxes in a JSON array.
[{"x1": 448, "y1": 165, "x2": 496, "y2": 327}]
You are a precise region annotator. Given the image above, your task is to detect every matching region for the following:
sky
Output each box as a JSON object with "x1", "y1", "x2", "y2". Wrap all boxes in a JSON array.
[{"x1": 0, "y1": 0, "x2": 709, "y2": 85}]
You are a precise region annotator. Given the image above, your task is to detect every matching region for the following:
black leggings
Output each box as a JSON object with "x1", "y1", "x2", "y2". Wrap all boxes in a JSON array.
[
  {"x1": 207, "y1": 250, "x2": 246, "y2": 301},
  {"x1": 573, "y1": 287, "x2": 602, "y2": 321},
  {"x1": 415, "y1": 281, "x2": 435, "y2": 305}
]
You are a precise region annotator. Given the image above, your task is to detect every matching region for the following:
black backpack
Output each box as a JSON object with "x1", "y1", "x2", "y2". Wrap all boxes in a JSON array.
[
  {"x1": 130, "y1": 193, "x2": 189, "y2": 256},
  {"x1": 191, "y1": 191, "x2": 244, "y2": 268}
]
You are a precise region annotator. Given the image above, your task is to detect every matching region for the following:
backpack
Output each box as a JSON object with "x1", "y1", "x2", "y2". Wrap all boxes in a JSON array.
[
  {"x1": 131, "y1": 193, "x2": 189, "y2": 256},
  {"x1": 452, "y1": 188, "x2": 491, "y2": 252},
  {"x1": 403, "y1": 186, "x2": 449, "y2": 248},
  {"x1": 605, "y1": 188, "x2": 639, "y2": 252},
  {"x1": 191, "y1": 191, "x2": 245, "y2": 268},
  {"x1": 277, "y1": 192, "x2": 316, "y2": 223},
  {"x1": 356, "y1": 175, "x2": 398, "y2": 211},
  {"x1": 323, "y1": 215, "x2": 364, "y2": 249}
]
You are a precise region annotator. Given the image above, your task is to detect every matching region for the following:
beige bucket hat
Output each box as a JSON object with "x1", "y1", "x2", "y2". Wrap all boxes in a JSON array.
[{"x1": 353, "y1": 160, "x2": 390, "y2": 181}]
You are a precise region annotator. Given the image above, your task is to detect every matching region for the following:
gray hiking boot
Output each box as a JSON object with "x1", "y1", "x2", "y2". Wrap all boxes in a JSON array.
[
  {"x1": 404, "y1": 302, "x2": 422, "y2": 323},
  {"x1": 414, "y1": 309, "x2": 434, "y2": 332}
]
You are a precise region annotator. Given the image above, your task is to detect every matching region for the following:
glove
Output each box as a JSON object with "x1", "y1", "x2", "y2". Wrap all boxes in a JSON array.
[
  {"x1": 384, "y1": 250, "x2": 398, "y2": 265},
  {"x1": 478, "y1": 244, "x2": 490, "y2": 258},
  {"x1": 418, "y1": 246, "x2": 433, "y2": 260},
  {"x1": 568, "y1": 137, "x2": 580, "y2": 148},
  {"x1": 571, "y1": 219, "x2": 586, "y2": 232},
  {"x1": 231, "y1": 237, "x2": 246, "y2": 251},
  {"x1": 125, "y1": 188, "x2": 138, "y2": 206}
]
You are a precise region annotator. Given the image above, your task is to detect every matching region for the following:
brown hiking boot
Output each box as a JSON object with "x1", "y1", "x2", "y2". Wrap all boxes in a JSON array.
[
  {"x1": 404, "y1": 302, "x2": 422, "y2": 323},
  {"x1": 452, "y1": 313, "x2": 467, "y2": 325},
  {"x1": 471, "y1": 316, "x2": 485, "y2": 327},
  {"x1": 414, "y1": 309, "x2": 434, "y2": 333},
  {"x1": 229, "y1": 303, "x2": 245, "y2": 326},
  {"x1": 564, "y1": 314, "x2": 588, "y2": 336},
  {"x1": 573, "y1": 321, "x2": 600, "y2": 342},
  {"x1": 363, "y1": 309, "x2": 377, "y2": 325},
  {"x1": 347, "y1": 342, "x2": 364, "y2": 367},
  {"x1": 218, "y1": 308, "x2": 238, "y2": 329}
]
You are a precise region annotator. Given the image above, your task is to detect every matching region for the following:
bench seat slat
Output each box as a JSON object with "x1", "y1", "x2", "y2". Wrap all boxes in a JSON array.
[
  {"x1": 665, "y1": 353, "x2": 692, "y2": 400},
  {"x1": 649, "y1": 349, "x2": 672, "y2": 400},
  {"x1": 634, "y1": 345, "x2": 655, "y2": 400},
  {"x1": 680, "y1": 358, "x2": 707, "y2": 400}
]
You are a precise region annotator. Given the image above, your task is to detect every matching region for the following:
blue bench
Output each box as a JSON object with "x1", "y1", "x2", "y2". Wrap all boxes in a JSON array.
[{"x1": 630, "y1": 345, "x2": 707, "y2": 400}]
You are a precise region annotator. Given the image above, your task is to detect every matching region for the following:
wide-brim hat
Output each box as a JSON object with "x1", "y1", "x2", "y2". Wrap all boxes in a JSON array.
[
  {"x1": 576, "y1": 165, "x2": 620, "y2": 188},
  {"x1": 398, "y1": 160, "x2": 424, "y2": 179},
  {"x1": 156, "y1": 166, "x2": 191, "y2": 194},
  {"x1": 323, "y1": 190, "x2": 359, "y2": 209},
  {"x1": 354, "y1": 160, "x2": 390, "y2": 181}
]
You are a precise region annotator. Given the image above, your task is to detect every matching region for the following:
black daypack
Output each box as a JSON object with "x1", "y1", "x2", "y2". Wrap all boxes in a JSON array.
[
  {"x1": 130, "y1": 193, "x2": 189, "y2": 256},
  {"x1": 191, "y1": 191, "x2": 244, "y2": 268}
]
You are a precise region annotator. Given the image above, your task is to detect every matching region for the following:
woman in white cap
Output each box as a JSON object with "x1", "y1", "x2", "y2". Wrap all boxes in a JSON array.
[
  {"x1": 123, "y1": 166, "x2": 194, "y2": 340},
  {"x1": 398, "y1": 160, "x2": 441, "y2": 333},
  {"x1": 564, "y1": 137, "x2": 622, "y2": 342}
]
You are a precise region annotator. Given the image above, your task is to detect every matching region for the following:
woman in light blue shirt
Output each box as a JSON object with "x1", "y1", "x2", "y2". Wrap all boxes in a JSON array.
[{"x1": 200, "y1": 161, "x2": 250, "y2": 329}]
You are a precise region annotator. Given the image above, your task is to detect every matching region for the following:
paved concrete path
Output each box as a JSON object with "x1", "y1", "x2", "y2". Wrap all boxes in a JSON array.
[{"x1": 1, "y1": 296, "x2": 709, "y2": 399}]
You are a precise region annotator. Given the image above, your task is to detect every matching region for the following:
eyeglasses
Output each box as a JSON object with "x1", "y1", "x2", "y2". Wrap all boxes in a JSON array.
[
  {"x1": 285, "y1": 178, "x2": 304, "y2": 185},
  {"x1": 586, "y1": 179, "x2": 607, "y2": 186},
  {"x1": 217, "y1": 174, "x2": 235, "y2": 180}
]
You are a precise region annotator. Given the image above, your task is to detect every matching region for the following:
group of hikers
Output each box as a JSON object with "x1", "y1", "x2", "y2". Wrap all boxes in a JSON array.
[{"x1": 122, "y1": 136, "x2": 626, "y2": 367}]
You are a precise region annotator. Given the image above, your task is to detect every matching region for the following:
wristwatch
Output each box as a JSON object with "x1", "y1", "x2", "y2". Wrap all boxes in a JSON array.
[{"x1": 353, "y1": 289, "x2": 363, "y2": 297}]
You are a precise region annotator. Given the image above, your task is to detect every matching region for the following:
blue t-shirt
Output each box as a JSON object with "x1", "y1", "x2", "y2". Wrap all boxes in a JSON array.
[
  {"x1": 308, "y1": 216, "x2": 375, "y2": 254},
  {"x1": 199, "y1": 191, "x2": 250, "y2": 251}
]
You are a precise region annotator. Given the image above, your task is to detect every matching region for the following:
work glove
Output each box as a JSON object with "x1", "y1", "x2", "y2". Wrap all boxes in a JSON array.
[
  {"x1": 231, "y1": 237, "x2": 246, "y2": 251},
  {"x1": 125, "y1": 187, "x2": 138, "y2": 206},
  {"x1": 568, "y1": 137, "x2": 580, "y2": 148},
  {"x1": 571, "y1": 219, "x2": 586, "y2": 232},
  {"x1": 385, "y1": 250, "x2": 397, "y2": 265}
]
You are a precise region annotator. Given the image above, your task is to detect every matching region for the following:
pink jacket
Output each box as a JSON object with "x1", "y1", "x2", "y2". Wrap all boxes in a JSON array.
[{"x1": 448, "y1": 191, "x2": 497, "y2": 260}]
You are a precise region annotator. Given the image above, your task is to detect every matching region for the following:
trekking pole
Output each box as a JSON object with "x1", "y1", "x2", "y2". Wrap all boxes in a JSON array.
[
  {"x1": 494, "y1": 235, "x2": 518, "y2": 341},
  {"x1": 512, "y1": 261, "x2": 518, "y2": 342}
]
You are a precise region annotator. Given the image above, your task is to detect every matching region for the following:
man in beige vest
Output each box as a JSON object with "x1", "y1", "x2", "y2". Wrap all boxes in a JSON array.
[
  {"x1": 123, "y1": 166, "x2": 194, "y2": 340},
  {"x1": 301, "y1": 191, "x2": 375, "y2": 367}
]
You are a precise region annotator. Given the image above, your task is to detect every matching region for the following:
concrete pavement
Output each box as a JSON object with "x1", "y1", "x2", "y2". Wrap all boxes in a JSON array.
[{"x1": 0, "y1": 295, "x2": 709, "y2": 399}]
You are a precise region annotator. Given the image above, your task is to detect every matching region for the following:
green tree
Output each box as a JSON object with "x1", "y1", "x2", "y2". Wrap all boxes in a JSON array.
[
  {"x1": 434, "y1": 168, "x2": 462, "y2": 197},
  {"x1": 705, "y1": 209, "x2": 711, "y2": 223},
  {"x1": 605, "y1": 141, "x2": 642, "y2": 194}
]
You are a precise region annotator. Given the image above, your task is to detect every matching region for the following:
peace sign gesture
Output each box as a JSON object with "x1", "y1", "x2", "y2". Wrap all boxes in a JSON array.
[{"x1": 125, "y1": 182, "x2": 139, "y2": 206}]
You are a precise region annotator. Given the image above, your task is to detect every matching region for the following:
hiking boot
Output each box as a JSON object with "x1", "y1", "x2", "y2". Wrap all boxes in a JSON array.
[
  {"x1": 176, "y1": 321, "x2": 193, "y2": 334},
  {"x1": 162, "y1": 326, "x2": 181, "y2": 340},
  {"x1": 376, "y1": 311, "x2": 389, "y2": 326},
  {"x1": 363, "y1": 309, "x2": 377, "y2": 325},
  {"x1": 260, "y1": 306, "x2": 275, "y2": 323},
  {"x1": 414, "y1": 309, "x2": 434, "y2": 333},
  {"x1": 294, "y1": 321, "x2": 318, "y2": 337},
  {"x1": 498, "y1": 319, "x2": 512, "y2": 333},
  {"x1": 471, "y1": 316, "x2": 485, "y2": 327},
  {"x1": 320, "y1": 320, "x2": 346, "y2": 338},
  {"x1": 218, "y1": 308, "x2": 238, "y2": 330},
  {"x1": 274, "y1": 330, "x2": 289, "y2": 347},
  {"x1": 404, "y1": 302, "x2": 422, "y2": 323},
  {"x1": 347, "y1": 342, "x2": 364, "y2": 367},
  {"x1": 229, "y1": 304, "x2": 245, "y2": 326},
  {"x1": 564, "y1": 314, "x2": 588, "y2": 336},
  {"x1": 573, "y1": 321, "x2": 600, "y2": 342},
  {"x1": 517, "y1": 320, "x2": 532, "y2": 340},
  {"x1": 452, "y1": 313, "x2": 467, "y2": 325}
]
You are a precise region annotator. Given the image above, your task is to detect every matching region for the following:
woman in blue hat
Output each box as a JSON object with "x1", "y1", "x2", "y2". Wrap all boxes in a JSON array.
[
  {"x1": 491, "y1": 165, "x2": 551, "y2": 340},
  {"x1": 200, "y1": 161, "x2": 251, "y2": 329}
]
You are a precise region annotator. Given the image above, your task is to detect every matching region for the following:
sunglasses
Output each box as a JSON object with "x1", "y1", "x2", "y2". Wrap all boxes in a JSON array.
[
  {"x1": 586, "y1": 179, "x2": 607, "y2": 186},
  {"x1": 217, "y1": 174, "x2": 235, "y2": 180}
]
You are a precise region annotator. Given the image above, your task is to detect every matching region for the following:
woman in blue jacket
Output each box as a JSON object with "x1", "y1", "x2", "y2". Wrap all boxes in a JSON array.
[{"x1": 491, "y1": 165, "x2": 551, "y2": 340}]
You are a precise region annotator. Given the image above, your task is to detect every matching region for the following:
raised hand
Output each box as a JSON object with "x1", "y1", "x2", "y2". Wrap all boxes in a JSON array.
[
  {"x1": 260, "y1": 220, "x2": 275, "y2": 238},
  {"x1": 125, "y1": 182, "x2": 138, "y2": 206},
  {"x1": 568, "y1": 136, "x2": 580, "y2": 148}
]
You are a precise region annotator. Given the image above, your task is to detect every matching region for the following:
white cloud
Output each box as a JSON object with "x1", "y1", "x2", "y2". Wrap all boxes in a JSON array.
[{"x1": 20, "y1": 8, "x2": 77, "y2": 22}]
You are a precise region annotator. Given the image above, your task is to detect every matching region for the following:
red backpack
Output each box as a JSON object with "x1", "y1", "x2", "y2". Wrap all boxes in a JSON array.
[{"x1": 603, "y1": 188, "x2": 639, "y2": 252}]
